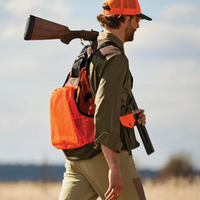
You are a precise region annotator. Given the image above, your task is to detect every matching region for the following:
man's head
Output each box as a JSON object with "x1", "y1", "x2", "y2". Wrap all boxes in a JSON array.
[{"x1": 97, "y1": 0, "x2": 151, "y2": 43}]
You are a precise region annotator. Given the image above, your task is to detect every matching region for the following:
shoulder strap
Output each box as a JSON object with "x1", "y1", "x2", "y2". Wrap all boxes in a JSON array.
[
  {"x1": 84, "y1": 41, "x2": 121, "y2": 71},
  {"x1": 71, "y1": 45, "x2": 89, "y2": 78},
  {"x1": 62, "y1": 45, "x2": 89, "y2": 87},
  {"x1": 93, "y1": 41, "x2": 120, "y2": 55}
]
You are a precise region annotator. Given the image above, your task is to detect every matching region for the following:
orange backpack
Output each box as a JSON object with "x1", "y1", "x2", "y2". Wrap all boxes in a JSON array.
[{"x1": 50, "y1": 41, "x2": 120, "y2": 150}]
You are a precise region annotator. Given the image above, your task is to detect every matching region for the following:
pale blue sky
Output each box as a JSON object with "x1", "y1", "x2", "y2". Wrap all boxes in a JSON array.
[{"x1": 0, "y1": 0, "x2": 200, "y2": 170}]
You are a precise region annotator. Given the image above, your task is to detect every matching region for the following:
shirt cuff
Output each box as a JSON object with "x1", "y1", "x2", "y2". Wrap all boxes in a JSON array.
[{"x1": 94, "y1": 132, "x2": 123, "y2": 152}]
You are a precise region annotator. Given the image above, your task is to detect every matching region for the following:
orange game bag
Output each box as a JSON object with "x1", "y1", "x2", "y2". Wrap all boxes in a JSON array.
[
  {"x1": 50, "y1": 45, "x2": 95, "y2": 149},
  {"x1": 50, "y1": 78, "x2": 95, "y2": 149}
]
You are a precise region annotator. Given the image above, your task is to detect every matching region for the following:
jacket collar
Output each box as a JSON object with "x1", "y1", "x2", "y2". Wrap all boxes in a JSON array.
[{"x1": 97, "y1": 31, "x2": 125, "y2": 53}]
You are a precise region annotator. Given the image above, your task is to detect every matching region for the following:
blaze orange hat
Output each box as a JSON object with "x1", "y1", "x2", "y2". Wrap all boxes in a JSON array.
[{"x1": 103, "y1": 0, "x2": 152, "y2": 21}]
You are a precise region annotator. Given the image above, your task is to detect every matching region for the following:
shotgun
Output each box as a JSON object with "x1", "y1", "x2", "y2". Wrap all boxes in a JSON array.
[
  {"x1": 24, "y1": 15, "x2": 154, "y2": 155},
  {"x1": 132, "y1": 93, "x2": 155, "y2": 155},
  {"x1": 24, "y1": 15, "x2": 99, "y2": 44}
]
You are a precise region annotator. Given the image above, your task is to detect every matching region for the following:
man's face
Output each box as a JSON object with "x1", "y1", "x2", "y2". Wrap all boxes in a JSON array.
[{"x1": 124, "y1": 16, "x2": 140, "y2": 42}]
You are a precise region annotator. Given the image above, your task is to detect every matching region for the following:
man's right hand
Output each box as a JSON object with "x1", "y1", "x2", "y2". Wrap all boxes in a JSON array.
[
  {"x1": 105, "y1": 166, "x2": 123, "y2": 200},
  {"x1": 101, "y1": 144, "x2": 124, "y2": 200}
]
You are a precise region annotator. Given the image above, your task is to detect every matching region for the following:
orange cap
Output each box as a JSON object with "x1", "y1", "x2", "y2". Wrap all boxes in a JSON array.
[{"x1": 103, "y1": 0, "x2": 152, "y2": 21}]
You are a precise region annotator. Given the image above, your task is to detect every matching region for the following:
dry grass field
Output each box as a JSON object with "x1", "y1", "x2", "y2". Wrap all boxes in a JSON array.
[{"x1": 0, "y1": 177, "x2": 200, "y2": 200}]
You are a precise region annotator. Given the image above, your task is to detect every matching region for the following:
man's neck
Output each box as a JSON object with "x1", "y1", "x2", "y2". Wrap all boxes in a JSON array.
[{"x1": 104, "y1": 28, "x2": 125, "y2": 44}]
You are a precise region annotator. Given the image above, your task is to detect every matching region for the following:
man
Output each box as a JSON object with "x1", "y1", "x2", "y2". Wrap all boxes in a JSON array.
[{"x1": 59, "y1": 0, "x2": 152, "y2": 199}]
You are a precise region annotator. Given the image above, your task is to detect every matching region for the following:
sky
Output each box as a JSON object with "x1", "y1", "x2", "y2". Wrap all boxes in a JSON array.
[{"x1": 0, "y1": 0, "x2": 200, "y2": 170}]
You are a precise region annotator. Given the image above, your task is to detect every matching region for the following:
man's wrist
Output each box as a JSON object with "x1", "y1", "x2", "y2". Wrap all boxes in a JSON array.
[{"x1": 109, "y1": 164, "x2": 120, "y2": 170}]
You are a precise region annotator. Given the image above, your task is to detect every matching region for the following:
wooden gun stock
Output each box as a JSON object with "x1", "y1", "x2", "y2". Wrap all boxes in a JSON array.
[
  {"x1": 24, "y1": 15, "x2": 99, "y2": 44},
  {"x1": 132, "y1": 94, "x2": 155, "y2": 155}
]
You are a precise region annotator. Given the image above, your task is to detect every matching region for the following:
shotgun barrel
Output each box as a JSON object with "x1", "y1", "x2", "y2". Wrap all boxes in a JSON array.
[{"x1": 132, "y1": 94, "x2": 155, "y2": 155}]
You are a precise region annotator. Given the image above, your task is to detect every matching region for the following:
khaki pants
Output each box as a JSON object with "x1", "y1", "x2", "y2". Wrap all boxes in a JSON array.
[{"x1": 59, "y1": 151, "x2": 146, "y2": 200}]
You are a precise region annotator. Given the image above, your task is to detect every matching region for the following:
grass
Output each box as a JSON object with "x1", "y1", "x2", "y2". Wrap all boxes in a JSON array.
[
  {"x1": 0, "y1": 182, "x2": 61, "y2": 200},
  {"x1": 144, "y1": 177, "x2": 200, "y2": 200},
  {"x1": 0, "y1": 177, "x2": 200, "y2": 200}
]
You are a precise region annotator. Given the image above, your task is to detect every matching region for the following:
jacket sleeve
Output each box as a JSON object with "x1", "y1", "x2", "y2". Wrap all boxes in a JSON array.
[{"x1": 94, "y1": 54, "x2": 128, "y2": 152}]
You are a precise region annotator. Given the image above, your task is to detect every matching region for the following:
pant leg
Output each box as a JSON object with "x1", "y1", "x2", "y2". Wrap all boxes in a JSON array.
[
  {"x1": 79, "y1": 151, "x2": 146, "y2": 200},
  {"x1": 118, "y1": 151, "x2": 146, "y2": 200},
  {"x1": 59, "y1": 159, "x2": 98, "y2": 200}
]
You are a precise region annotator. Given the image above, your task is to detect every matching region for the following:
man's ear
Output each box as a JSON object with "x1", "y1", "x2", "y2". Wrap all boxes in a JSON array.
[{"x1": 123, "y1": 15, "x2": 131, "y2": 24}]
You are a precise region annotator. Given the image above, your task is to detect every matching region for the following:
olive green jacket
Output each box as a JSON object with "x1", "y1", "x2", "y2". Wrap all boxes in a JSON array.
[{"x1": 87, "y1": 31, "x2": 140, "y2": 153}]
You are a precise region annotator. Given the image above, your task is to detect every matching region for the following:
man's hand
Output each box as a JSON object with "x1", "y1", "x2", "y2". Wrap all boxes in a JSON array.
[
  {"x1": 105, "y1": 166, "x2": 123, "y2": 200},
  {"x1": 132, "y1": 109, "x2": 146, "y2": 125},
  {"x1": 101, "y1": 144, "x2": 123, "y2": 200}
]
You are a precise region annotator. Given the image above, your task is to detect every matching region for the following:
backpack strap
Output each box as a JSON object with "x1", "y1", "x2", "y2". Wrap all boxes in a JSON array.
[
  {"x1": 71, "y1": 45, "x2": 89, "y2": 78},
  {"x1": 84, "y1": 41, "x2": 121, "y2": 71},
  {"x1": 93, "y1": 41, "x2": 120, "y2": 55},
  {"x1": 62, "y1": 45, "x2": 88, "y2": 87}
]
